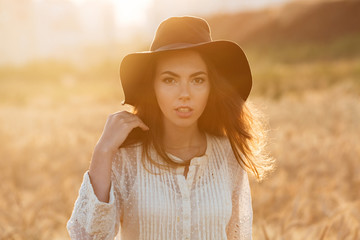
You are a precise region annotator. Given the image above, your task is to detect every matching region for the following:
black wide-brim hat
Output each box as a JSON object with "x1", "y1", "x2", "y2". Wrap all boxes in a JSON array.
[{"x1": 120, "y1": 16, "x2": 252, "y2": 105}]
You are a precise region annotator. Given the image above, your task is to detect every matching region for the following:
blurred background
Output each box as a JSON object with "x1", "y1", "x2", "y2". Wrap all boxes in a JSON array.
[{"x1": 0, "y1": 0, "x2": 359, "y2": 239}]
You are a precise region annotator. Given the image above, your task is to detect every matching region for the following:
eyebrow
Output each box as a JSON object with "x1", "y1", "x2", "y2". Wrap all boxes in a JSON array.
[{"x1": 161, "y1": 71, "x2": 207, "y2": 78}]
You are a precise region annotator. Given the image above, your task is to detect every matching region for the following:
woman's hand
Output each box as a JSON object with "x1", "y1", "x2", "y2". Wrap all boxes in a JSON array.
[
  {"x1": 96, "y1": 111, "x2": 149, "y2": 155},
  {"x1": 89, "y1": 111, "x2": 149, "y2": 203}
]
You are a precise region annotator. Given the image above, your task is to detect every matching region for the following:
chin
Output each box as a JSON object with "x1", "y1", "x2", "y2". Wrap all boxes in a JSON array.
[
  {"x1": 166, "y1": 116, "x2": 199, "y2": 129},
  {"x1": 172, "y1": 120, "x2": 197, "y2": 128}
]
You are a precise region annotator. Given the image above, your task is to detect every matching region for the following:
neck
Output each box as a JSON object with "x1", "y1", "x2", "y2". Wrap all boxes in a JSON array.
[{"x1": 162, "y1": 122, "x2": 204, "y2": 149}]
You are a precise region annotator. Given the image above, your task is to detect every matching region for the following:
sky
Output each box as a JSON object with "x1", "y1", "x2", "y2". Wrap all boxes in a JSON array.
[
  {"x1": 0, "y1": 0, "x2": 298, "y2": 65},
  {"x1": 73, "y1": 0, "x2": 295, "y2": 27},
  {"x1": 71, "y1": 0, "x2": 151, "y2": 26},
  {"x1": 108, "y1": 0, "x2": 296, "y2": 40}
]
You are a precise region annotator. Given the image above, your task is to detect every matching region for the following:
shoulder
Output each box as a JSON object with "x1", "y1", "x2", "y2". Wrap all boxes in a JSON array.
[
  {"x1": 210, "y1": 135, "x2": 241, "y2": 163},
  {"x1": 209, "y1": 134, "x2": 247, "y2": 180},
  {"x1": 208, "y1": 134, "x2": 232, "y2": 155},
  {"x1": 112, "y1": 142, "x2": 142, "y2": 172},
  {"x1": 117, "y1": 142, "x2": 142, "y2": 159},
  {"x1": 111, "y1": 143, "x2": 142, "y2": 191},
  {"x1": 208, "y1": 134, "x2": 241, "y2": 169}
]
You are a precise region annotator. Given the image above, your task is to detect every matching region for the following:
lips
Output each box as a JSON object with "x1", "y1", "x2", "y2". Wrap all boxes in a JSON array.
[
  {"x1": 176, "y1": 107, "x2": 192, "y2": 112},
  {"x1": 175, "y1": 106, "x2": 193, "y2": 118}
]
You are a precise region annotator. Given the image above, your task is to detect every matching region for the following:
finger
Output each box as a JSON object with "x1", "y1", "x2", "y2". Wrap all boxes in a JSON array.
[
  {"x1": 123, "y1": 114, "x2": 149, "y2": 130},
  {"x1": 112, "y1": 109, "x2": 132, "y2": 114},
  {"x1": 109, "y1": 112, "x2": 135, "y2": 124},
  {"x1": 138, "y1": 121, "x2": 150, "y2": 131},
  {"x1": 128, "y1": 118, "x2": 149, "y2": 131},
  {"x1": 110, "y1": 111, "x2": 149, "y2": 131},
  {"x1": 111, "y1": 110, "x2": 132, "y2": 119}
]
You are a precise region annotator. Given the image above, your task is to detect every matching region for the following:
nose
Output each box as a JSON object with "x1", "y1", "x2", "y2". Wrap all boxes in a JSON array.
[{"x1": 178, "y1": 81, "x2": 190, "y2": 101}]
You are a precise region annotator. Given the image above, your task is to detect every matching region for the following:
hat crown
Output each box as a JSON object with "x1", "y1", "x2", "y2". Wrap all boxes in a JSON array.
[{"x1": 150, "y1": 16, "x2": 212, "y2": 51}]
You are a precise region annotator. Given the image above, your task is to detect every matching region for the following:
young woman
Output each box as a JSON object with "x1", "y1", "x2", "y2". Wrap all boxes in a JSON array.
[{"x1": 67, "y1": 16, "x2": 272, "y2": 240}]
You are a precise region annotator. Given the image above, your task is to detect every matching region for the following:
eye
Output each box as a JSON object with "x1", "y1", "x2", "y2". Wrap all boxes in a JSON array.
[
  {"x1": 162, "y1": 77, "x2": 176, "y2": 84},
  {"x1": 192, "y1": 77, "x2": 205, "y2": 84}
]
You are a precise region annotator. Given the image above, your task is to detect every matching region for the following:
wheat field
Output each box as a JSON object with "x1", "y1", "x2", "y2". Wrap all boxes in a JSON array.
[{"x1": 0, "y1": 48, "x2": 359, "y2": 239}]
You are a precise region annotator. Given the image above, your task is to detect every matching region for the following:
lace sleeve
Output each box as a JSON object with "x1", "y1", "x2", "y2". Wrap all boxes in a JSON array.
[
  {"x1": 66, "y1": 148, "x2": 132, "y2": 240},
  {"x1": 66, "y1": 171, "x2": 119, "y2": 240},
  {"x1": 226, "y1": 167, "x2": 253, "y2": 240},
  {"x1": 224, "y1": 140, "x2": 253, "y2": 240}
]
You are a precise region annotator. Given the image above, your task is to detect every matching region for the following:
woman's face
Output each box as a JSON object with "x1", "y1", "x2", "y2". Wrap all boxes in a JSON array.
[{"x1": 153, "y1": 50, "x2": 210, "y2": 129}]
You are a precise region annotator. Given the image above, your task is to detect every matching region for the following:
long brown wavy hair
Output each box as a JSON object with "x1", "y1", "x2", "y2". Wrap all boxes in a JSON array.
[{"x1": 121, "y1": 49, "x2": 273, "y2": 180}]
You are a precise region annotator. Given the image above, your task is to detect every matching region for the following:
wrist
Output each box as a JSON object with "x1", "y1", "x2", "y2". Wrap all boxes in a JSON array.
[
  {"x1": 90, "y1": 145, "x2": 115, "y2": 173},
  {"x1": 94, "y1": 143, "x2": 117, "y2": 156}
]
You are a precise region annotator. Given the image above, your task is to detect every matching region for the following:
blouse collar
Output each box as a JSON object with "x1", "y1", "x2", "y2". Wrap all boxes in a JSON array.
[{"x1": 168, "y1": 133, "x2": 212, "y2": 168}]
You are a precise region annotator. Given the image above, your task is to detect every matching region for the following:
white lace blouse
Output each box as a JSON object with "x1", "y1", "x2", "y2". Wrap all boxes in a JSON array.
[{"x1": 67, "y1": 133, "x2": 253, "y2": 240}]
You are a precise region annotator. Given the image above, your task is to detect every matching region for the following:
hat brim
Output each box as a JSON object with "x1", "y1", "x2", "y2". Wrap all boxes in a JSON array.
[{"x1": 119, "y1": 40, "x2": 252, "y2": 105}]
